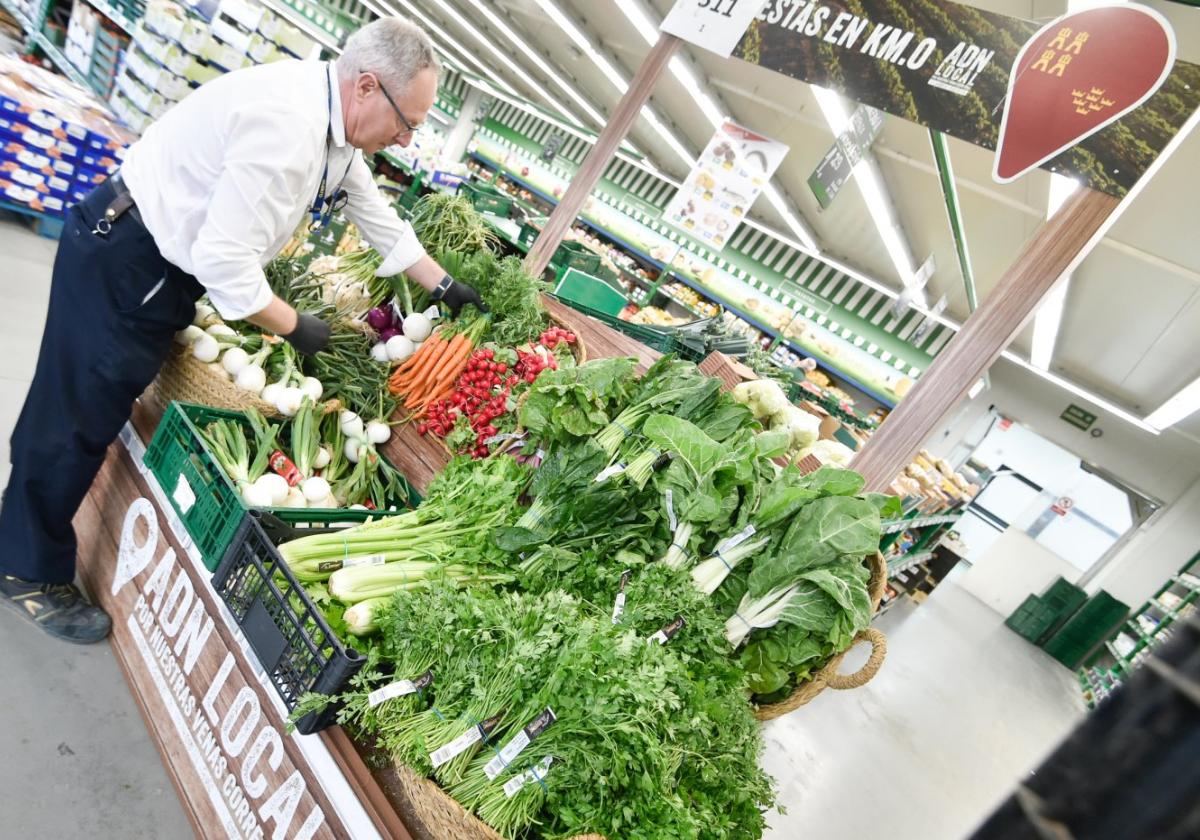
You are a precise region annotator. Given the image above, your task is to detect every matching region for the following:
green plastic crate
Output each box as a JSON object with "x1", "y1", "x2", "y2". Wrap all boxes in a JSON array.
[
  {"x1": 144, "y1": 402, "x2": 420, "y2": 570},
  {"x1": 459, "y1": 181, "x2": 512, "y2": 217},
  {"x1": 1006, "y1": 595, "x2": 1051, "y2": 642},
  {"x1": 518, "y1": 219, "x2": 543, "y2": 247},
  {"x1": 1041, "y1": 591, "x2": 1130, "y2": 669},
  {"x1": 553, "y1": 240, "x2": 602, "y2": 276},
  {"x1": 550, "y1": 294, "x2": 704, "y2": 359},
  {"x1": 553, "y1": 267, "x2": 628, "y2": 316}
]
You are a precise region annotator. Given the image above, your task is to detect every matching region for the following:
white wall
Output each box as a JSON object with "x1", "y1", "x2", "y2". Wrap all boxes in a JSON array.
[
  {"x1": 924, "y1": 359, "x2": 1200, "y2": 611},
  {"x1": 1090, "y1": 477, "x2": 1200, "y2": 607},
  {"x1": 958, "y1": 529, "x2": 1082, "y2": 616}
]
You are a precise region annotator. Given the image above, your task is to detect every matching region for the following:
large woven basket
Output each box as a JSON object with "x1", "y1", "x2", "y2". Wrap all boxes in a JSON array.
[
  {"x1": 395, "y1": 764, "x2": 604, "y2": 840},
  {"x1": 753, "y1": 551, "x2": 889, "y2": 722},
  {"x1": 150, "y1": 345, "x2": 282, "y2": 418}
]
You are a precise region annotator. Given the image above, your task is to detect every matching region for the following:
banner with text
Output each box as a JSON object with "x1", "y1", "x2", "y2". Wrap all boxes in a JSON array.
[{"x1": 733, "y1": 0, "x2": 1200, "y2": 196}]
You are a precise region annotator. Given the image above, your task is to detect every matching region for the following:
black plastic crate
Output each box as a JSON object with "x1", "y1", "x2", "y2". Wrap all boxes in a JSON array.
[{"x1": 212, "y1": 510, "x2": 366, "y2": 734}]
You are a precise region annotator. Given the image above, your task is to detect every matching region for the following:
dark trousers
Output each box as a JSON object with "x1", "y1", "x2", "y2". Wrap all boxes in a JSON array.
[{"x1": 0, "y1": 179, "x2": 203, "y2": 583}]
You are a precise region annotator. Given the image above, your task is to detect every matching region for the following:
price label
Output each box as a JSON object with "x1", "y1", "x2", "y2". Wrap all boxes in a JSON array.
[
  {"x1": 172, "y1": 475, "x2": 197, "y2": 515},
  {"x1": 595, "y1": 463, "x2": 626, "y2": 483},
  {"x1": 611, "y1": 570, "x2": 633, "y2": 625},
  {"x1": 484, "y1": 708, "x2": 556, "y2": 780},
  {"x1": 503, "y1": 756, "x2": 554, "y2": 798},
  {"x1": 660, "y1": 0, "x2": 769, "y2": 57},
  {"x1": 430, "y1": 712, "x2": 504, "y2": 768},
  {"x1": 716, "y1": 525, "x2": 757, "y2": 554},
  {"x1": 648, "y1": 614, "x2": 686, "y2": 646},
  {"x1": 317, "y1": 553, "x2": 386, "y2": 573},
  {"x1": 367, "y1": 670, "x2": 433, "y2": 708}
]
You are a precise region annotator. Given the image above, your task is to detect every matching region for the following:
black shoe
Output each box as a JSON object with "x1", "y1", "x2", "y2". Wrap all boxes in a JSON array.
[{"x1": 0, "y1": 575, "x2": 113, "y2": 644}]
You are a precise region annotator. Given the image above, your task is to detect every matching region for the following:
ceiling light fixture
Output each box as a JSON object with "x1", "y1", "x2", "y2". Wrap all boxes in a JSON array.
[
  {"x1": 466, "y1": 1, "x2": 608, "y2": 129},
  {"x1": 421, "y1": 0, "x2": 589, "y2": 127},
  {"x1": 1145, "y1": 375, "x2": 1200, "y2": 431},
  {"x1": 382, "y1": 0, "x2": 512, "y2": 90},
  {"x1": 1029, "y1": 174, "x2": 1081, "y2": 369},
  {"x1": 535, "y1": 0, "x2": 696, "y2": 169},
  {"x1": 811, "y1": 85, "x2": 922, "y2": 303}
]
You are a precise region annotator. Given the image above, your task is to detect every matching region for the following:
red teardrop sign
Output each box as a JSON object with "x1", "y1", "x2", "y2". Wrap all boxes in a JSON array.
[{"x1": 994, "y1": 5, "x2": 1175, "y2": 184}]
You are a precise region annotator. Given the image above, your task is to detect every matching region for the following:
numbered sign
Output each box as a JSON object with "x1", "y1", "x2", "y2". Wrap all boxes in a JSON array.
[{"x1": 661, "y1": 0, "x2": 771, "y2": 57}]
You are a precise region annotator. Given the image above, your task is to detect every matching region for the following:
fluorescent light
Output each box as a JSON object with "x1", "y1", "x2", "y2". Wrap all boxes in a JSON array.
[
  {"x1": 1029, "y1": 173, "x2": 1081, "y2": 369},
  {"x1": 762, "y1": 184, "x2": 819, "y2": 252},
  {"x1": 967, "y1": 378, "x2": 987, "y2": 399},
  {"x1": 812, "y1": 86, "x2": 919, "y2": 296},
  {"x1": 1047, "y1": 174, "x2": 1080, "y2": 217},
  {"x1": 383, "y1": 0, "x2": 511, "y2": 90},
  {"x1": 468, "y1": 2, "x2": 607, "y2": 129},
  {"x1": 535, "y1": 0, "x2": 696, "y2": 168},
  {"x1": 422, "y1": 0, "x2": 590, "y2": 127},
  {"x1": 1146, "y1": 375, "x2": 1200, "y2": 430},
  {"x1": 1030, "y1": 279, "x2": 1069, "y2": 369}
]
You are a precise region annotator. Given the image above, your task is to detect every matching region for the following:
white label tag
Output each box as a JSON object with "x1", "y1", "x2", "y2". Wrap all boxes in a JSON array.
[
  {"x1": 595, "y1": 463, "x2": 626, "y2": 483},
  {"x1": 430, "y1": 727, "x2": 482, "y2": 768},
  {"x1": 717, "y1": 525, "x2": 757, "y2": 554},
  {"x1": 343, "y1": 553, "x2": 387, "y2": 569},
  {"x1": 665, "y1": 489, "x2": 677, "y2": 531},
  {"x1": 172, "y1": 475, "x2": 196, "y2": 515},
  {"x1": 611, "y1": 592, "x2": 627, "y2": 625},
  {"x1": 485, "y1": 730, "x2": 530, "y2": 780},
  {"x1": 367, "y1": 680, "x2": 417, "y2": 708},
  {"x1": 503, "y1": 756, "x2": 554, "y2": 798},
  {"x1": 485, "y1": 708, "x2": 556, "y2": 779},
  {"x1": 423, "y1": 305, "x2": 441, "y2": 321}
]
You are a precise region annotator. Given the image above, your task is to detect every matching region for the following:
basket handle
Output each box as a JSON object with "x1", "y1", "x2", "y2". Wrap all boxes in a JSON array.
[{"x1": 824, "y1": 628, "x2": 887, "y2": 691}]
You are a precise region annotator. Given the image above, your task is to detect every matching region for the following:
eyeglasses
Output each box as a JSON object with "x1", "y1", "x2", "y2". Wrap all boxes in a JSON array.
[{"x1": 363, "y1": 69, "x2": 421, "y2": 136}]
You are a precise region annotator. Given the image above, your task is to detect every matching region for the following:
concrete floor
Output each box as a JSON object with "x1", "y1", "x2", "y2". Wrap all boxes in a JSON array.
[
  {"x1": 0, "y1": 216, "x2": 193, "y2": 838},
  {"x1": 0, "y1": 216, "x2": 1086, "y2": 839},
  {"x1": 761, "y1": 582, "x2": 1087, "y2": 840}
]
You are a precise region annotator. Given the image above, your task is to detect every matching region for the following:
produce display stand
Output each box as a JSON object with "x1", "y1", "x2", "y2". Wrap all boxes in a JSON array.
[{"x1": 70, "y1": 295, "x2": 665, "y2": 840}]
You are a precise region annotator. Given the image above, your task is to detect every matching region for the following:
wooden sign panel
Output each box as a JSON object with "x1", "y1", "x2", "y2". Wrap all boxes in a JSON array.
[{"x1": 74, "y1": 434, "x2": 357, "y2": 840}]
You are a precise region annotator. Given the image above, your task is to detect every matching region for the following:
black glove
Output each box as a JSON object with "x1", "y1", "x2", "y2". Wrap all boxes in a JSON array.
[
  {"x1": 432, "y1": 274, "x2": 488, "y2": 317},
  {"x1": 284, "y1": 312, "x2": 331, "y2": 356}
]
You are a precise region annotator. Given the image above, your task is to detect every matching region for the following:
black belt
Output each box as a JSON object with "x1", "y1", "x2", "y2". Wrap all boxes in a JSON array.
[{"x1": 93, "y1": 172, "x2": 143, "y2": 235}]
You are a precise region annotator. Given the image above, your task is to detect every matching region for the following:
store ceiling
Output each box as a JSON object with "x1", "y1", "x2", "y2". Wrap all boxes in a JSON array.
[{"x1": 373, "y1": 0, "x2": 1200, "y2": 441}]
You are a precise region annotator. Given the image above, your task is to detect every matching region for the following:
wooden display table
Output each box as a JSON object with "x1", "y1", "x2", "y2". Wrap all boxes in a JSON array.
[{"x1": 71, "y1": 297, "x2": 664, "y2": 839}]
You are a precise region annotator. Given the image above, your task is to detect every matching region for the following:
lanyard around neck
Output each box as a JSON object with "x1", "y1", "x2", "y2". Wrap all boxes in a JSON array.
[{"x1": 311, "y1": 63, "x2": 353, "y2": 231}]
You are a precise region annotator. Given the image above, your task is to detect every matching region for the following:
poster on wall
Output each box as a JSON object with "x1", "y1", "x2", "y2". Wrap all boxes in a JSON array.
[
  {"x1": 731, "y1": 0, "x2": 1200, "y2": 196},
  {"x1": 662, "y1": 120, "x2": 788, "y2": 251}
]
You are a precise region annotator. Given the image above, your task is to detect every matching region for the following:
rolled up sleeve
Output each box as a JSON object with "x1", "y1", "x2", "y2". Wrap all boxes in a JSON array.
[
  {"x1": 340, "y1": 154, "x2": 426, "y2": 277},
  {"x1": 190, "y1": 105, "x2": 314, "y2": 321}
]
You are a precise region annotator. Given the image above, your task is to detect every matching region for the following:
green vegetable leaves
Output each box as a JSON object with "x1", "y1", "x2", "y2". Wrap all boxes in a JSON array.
[
  {"x1": 748, "y1": 496, "x2": 881, "y2": 597},
  {"x1": 518, "y1": 357, "x2": 637, "y2": 446}
]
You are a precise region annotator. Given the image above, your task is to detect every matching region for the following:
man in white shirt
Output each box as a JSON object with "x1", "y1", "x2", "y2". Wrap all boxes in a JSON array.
[{"x1": 0, "y1": 17, "x2": 481, "y2": 643}]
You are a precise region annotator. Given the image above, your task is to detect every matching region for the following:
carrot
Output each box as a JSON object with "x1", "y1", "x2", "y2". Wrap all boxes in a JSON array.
[
  {"x1": 391, "y1": 339, "x2": 447, "y2": 394},
  {"x1": 426, "y1": 334, "x2": 471, "y2": 385},
  {"x1": 406, "y1": 335, "x2": 465, "y2": 397}
]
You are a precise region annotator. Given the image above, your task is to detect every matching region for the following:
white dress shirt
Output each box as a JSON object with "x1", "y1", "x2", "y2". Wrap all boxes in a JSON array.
[{"x1": 121, "y1": 59, "x2": 425, "y2": 320}]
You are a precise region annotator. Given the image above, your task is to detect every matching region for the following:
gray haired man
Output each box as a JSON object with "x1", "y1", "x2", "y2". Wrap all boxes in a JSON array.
[{"x1": 0, "y1": 18, "x2": 482, "y2": 642}]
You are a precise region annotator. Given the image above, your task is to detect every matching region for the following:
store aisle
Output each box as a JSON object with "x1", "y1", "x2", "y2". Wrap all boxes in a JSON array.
[
  {"x1": 761, "y1": 580, "x2": 1087, "y2": 840},
  {"x1": 0, "y1": 219, "x2": 192, "y2": 839}
]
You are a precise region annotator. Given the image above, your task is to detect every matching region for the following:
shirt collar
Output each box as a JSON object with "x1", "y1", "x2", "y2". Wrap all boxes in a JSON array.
[{"x1": 327, "y1": 60, "x2": 347, "y2": 148}]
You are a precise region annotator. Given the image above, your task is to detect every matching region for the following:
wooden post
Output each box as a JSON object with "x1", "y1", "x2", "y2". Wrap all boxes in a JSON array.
[
  {"x1": 524, "y1": 33, "x2": 682, "y2": 278},
  {"x1": 853, "y1": 187, "x2": 1120, "y2": 492}
]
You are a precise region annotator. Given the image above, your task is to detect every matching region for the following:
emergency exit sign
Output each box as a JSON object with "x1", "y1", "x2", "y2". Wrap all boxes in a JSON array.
[{"x1": 1061, "y1": 404, "x2": 1097, "y2": 431}]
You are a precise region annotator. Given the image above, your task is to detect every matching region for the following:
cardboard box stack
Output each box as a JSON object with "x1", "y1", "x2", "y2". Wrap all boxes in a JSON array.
[
  {"x1": 110, "y1": 0, "x2": 318, "y2": 135},
  {"x1": 0, "y1": 55, "x2": 134, "y2": 217}
]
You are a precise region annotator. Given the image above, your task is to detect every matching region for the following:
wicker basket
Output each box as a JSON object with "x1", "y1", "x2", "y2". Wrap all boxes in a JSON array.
[
  {"x1": 394, "y1": 764, "x2": 604, "y2": 840},
  {"x1": 753, "y1": 551, "x2": 889, "y2": 722},
  {"x1": 150, "y1": 345, "x2": 282, "y2": 418}
]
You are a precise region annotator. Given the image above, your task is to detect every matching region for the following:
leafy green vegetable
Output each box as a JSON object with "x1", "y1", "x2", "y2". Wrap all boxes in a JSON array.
[{"x1": 518, "y1": 357, "x2": 637, "y2": 446}]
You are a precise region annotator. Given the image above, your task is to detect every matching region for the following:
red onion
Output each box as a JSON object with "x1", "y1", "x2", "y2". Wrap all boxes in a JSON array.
[
  {"x1": 379, "y1": 326, "x2": 401, "y2": 343},
  {"x1": 366, "y1": 306, "x2": 392, "y2": 331}
]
